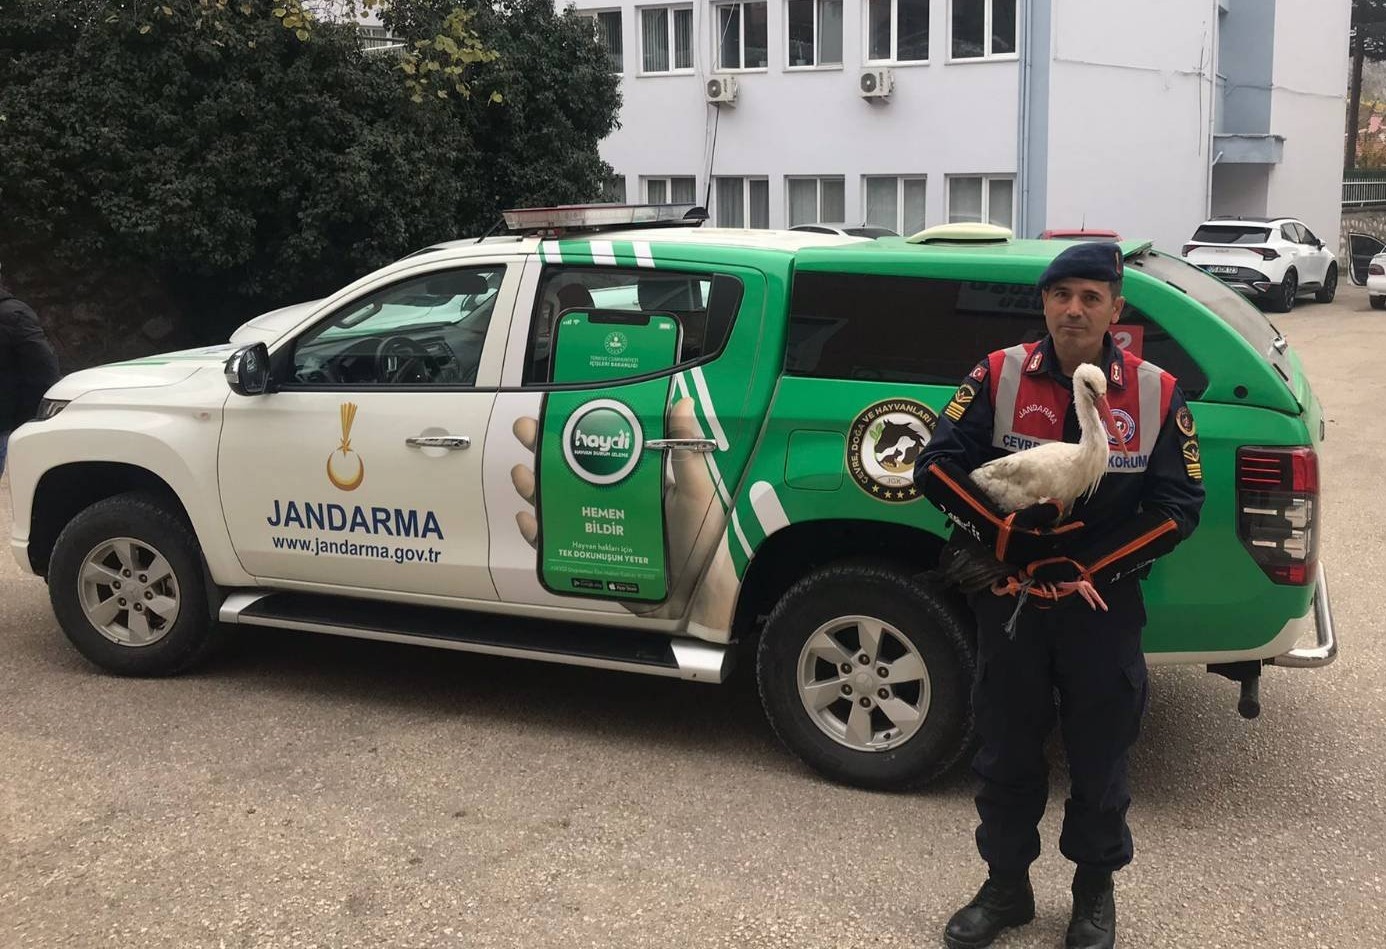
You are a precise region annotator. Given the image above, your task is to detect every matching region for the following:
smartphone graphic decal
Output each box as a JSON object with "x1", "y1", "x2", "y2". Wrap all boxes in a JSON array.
[{"x1": 537, "y1": 310, "x2": 682, "y2": 602}]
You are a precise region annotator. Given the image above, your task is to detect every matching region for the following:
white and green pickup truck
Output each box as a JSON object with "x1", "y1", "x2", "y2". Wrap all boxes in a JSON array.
[{"x1": 7, "y1": 205, "x2": 1334, "y2": 789}]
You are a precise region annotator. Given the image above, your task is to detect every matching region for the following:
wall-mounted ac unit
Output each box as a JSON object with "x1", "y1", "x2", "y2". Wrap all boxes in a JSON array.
[
  {"x1": 706, "y1": 76, "x2": 739, "y2": 106},
  {"x1": 859, "y1": 68, "x2": 894, "y2": 101}
]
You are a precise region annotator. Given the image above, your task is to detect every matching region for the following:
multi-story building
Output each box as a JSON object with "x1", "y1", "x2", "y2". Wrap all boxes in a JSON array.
[{"x1": 565, "y1": 0, "x2": 1350, "y2": 253}]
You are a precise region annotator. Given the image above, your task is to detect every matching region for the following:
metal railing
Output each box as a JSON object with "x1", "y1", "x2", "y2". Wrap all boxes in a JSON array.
[{"x1": 1343, "y1": 177, "x2": 1386, "y2": 207}]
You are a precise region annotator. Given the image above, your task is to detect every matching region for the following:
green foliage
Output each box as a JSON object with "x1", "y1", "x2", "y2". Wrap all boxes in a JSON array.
[{"x1": 0, "y1": 0, "x2": 620, "y2": 347}]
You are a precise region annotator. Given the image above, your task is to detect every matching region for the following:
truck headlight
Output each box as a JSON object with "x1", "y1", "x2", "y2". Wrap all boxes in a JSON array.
[{"x1": 34, "y1": 398, "x2": 70, "y2": 421}]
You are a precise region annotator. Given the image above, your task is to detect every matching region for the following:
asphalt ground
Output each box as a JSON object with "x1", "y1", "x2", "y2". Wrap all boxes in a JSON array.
[{"x1": 2, "y1": 284, "x2": 1383, "y2": 949}]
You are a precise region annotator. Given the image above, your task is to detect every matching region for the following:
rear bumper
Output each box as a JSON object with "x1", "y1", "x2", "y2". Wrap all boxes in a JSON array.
[{"x1": 1268, "y1": 563, "x2": 1337, "y2": 668}]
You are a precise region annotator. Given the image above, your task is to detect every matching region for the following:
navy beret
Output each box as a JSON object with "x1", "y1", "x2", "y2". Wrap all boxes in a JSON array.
[{"x1": 1038, "y1": 241, "x2": 1124, "y2": 289}]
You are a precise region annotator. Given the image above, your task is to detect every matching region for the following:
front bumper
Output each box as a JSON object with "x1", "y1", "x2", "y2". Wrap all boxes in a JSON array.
[{"x1": 1268, "y1": 563, "x2": 1337, "y2": 668}]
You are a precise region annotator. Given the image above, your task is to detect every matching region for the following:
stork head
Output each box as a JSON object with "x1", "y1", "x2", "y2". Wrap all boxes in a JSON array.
[{"x1": 1073, "y1": 363, "x2": 1130, "y2": 457}]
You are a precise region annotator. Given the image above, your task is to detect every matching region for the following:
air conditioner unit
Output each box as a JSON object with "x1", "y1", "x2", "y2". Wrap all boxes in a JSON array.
[
  {"x1": 859, "y1": 68, "x2": 894, "y2": 101},
  {"x1": 706, "y1": 75, "x2": 739, "y2": 106}
]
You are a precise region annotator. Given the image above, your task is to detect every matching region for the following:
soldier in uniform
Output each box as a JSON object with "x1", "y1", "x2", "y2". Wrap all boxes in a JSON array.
[{"x1": 915, "y1": 242, "x2": 1206, "y2": 949}]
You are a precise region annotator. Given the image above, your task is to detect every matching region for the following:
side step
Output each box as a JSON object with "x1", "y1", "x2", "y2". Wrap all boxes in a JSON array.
[{"x1": 218, "y1": 591, "x2": 732, "y2": 683}]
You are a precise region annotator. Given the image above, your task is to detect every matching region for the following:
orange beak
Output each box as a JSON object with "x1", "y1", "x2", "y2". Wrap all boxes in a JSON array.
[{"x1": 1095, "y1": 395, "x2": 1131, "y2": 457}]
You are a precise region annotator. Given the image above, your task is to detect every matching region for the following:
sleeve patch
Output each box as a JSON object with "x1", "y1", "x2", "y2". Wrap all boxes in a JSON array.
[
  {"x1": 969, "y1": 363, "x2": 988, "y2": 383},
  {"x1": 1175, "y1": 405, "x2": 1197, "y2": 437},
  {"x1": 944, "y1": 382, "x2": 978, "y2": 422},
  {"x1": 1181, "y1": 437, "x2": 1202, "y2": 482}
]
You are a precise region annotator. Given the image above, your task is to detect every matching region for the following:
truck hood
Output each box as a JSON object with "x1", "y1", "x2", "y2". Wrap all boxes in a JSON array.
[
  {"x1": 47, "y1": 343, "x2": 240, "y2": 400},
  {"x1": 230, "y1": 299, "x2": 321, "y2": 345}
]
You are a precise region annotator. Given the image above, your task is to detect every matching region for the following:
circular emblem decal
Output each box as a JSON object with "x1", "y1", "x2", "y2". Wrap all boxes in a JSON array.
[
  {"x1": 561, "y1": 399, "x2": 643, "y2": 485},
  {"x1": 1175, "y1": 405, "x2": 1197, "y2": 437},
  {"x1": 848, "y1": 400, "x2": 938, "y2": 502},
  {"x1": 1107, "y1": 407, "x2": 1137, "y2": 446},
  {"x1": 603, "y1": 331, "x2": 629, "y2": 356}
]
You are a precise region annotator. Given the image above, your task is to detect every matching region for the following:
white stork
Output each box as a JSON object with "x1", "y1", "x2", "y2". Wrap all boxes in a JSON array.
[{"x1": 937, "y1": 363, "x2": 1129, "y2": 610}]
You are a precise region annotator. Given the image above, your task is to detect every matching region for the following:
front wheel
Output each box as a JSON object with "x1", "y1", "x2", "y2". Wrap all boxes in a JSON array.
[
  {"x1": 1315, "y1": 264, "x2": 1338, "y2": 303},
  {"x1": 756, "y1": 563, "x2": 976, "y2": 791},
  {"x1": 48, "y1": 492, "x2": 221, "y2": 676}
]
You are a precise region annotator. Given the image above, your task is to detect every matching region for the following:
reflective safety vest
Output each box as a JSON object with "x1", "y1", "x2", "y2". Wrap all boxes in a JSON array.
[{"x1": 986, "y1": 341, "x2": 1176, "y2": 474}]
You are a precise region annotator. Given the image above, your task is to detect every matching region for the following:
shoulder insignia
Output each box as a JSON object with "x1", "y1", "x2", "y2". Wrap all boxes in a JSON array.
[
  {"x1": 1175, "y1": 405, "x2": 1196, "y2": 437},
  {"x1": 944, "y1": 381, "x2": 978, "y2": 423},
  {"x1": 970, "y1": 363, "x2": 988, "y2": 383},
  {"x1": 1181, "y1": 437, "x2": 1202, "y2": 482}
]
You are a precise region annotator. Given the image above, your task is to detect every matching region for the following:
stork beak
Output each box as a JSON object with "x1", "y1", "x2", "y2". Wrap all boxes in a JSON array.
[{"x1": 1095, "y1": 395, "x2": 1131, "y2": 457}]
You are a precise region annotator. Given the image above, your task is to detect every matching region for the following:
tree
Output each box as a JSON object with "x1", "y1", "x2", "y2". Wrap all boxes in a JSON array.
[
  {"x1": 1347, "y1": 0, "x2": 1386, "y2": 171},
  {"x1": 0, "y1": 0, "x2": 619, "y2": 361}
]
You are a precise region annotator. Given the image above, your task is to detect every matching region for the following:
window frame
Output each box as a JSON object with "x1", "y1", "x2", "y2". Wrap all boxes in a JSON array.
[
  {"x1": 638, "y1": 3, "x2": 695, "y2": 75},
  {"x1": 862, "y1": 174, "x2": 927, "y2": 235},
  {"x1": 713, "y1": 0, "x2": 770, "y2": 72},
  {"x1": 946, "y1": 174, "x2": 1015, "y2": 229},
  {"x1": 864, "y1": 0, "x2": 930, "y2": 65},
  {"x1": 642, "y1": 175, "x2": 698, "y2": 205},
  {"x1": 579, "y1": 8, "x2": 625, "y2": 74},
  {"x1": 713, "y1": 175, "x2": 771, "y2": 227},
  {"x1": 786, "y1": 176, "x2": 847, "y2": 228},
  {"x1": 948, "y1": 0, "x2": 1018, "y2": 62},
  {"x1": 785, "y1": 0, "x2": 845, "y2": 70}
]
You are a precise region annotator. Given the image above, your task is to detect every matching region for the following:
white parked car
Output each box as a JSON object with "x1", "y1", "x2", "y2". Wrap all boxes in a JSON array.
[
  {"x1": 1367, "y1": 253, "x2": 1386, "y2": 310},
  {"x1": 1181, "y1": 216, "x2": 1338, "y2": 312}
]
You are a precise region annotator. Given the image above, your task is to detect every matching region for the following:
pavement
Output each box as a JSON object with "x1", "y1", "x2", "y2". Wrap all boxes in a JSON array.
[{"x1": 2, "y1": 284, "x2": 1384, "y2": 949}]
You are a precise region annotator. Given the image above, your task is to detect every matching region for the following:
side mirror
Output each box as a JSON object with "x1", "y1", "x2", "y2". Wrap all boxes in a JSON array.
[{"x1": 225, "y1": 343, "x2": 271, "y2": 396}]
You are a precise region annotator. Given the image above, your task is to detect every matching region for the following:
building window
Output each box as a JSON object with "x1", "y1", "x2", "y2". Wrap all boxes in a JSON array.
[
  {"x1": 951, "y1": 0, "x2": 1016, "y2": 60},
  {"x1": 641, "y1": 5, "x2": 694, "y2": 73},
  {"x1": 864, "y1": 176, "x2": 926, "y2": 235},
  {"x1": 714, "y1": 177, "x2": 770, "y2": 227},
  {"x1": 715, "y1": 2, "x2": 769, "y2": 70},
  {"x1": 644, "y1": 176, "x2": 698, "y2": 204},
  {"x1": 867, "y1": 0, "x2": 928, "y2": 63},
  {"x1": 947, "y1": 175, "x2": 1013, "y2": 228},
  {"x1": 601, "y1": 173, "x2": 627, "y2": 204},
  {"x1": 787, "y1": 177, "x2": 846, "y2": 226},
  {"x1": 786, "y1": 0, "x2": 843, "y2": 68},
  {"x1": 580, "y1": 10, "x2": 624, "y2": 73}
]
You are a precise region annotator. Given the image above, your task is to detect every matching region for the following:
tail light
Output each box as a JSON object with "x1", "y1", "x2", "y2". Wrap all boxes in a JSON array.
[
  {"x1": 1236, "y1": 446, "x2": 1318, "y2": 585},
  {"x1": 1181, "y1": 243, "x2": 1196, "y2": 256},
  {"x1": 1371, "y1": 263, "x2": 1385, "y2": 276},
  {"x1": 1255, "y1": 248, "x2": 1280, "y2": 261}
]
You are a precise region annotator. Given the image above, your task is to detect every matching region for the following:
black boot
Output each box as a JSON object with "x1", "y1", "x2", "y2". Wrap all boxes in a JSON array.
[
  {"x1": 1065, "y1": 869, "x2": 1116, "y2": 949},
  {"x1": 943, "y1": 873, "x2": 1035, "y2": 949}
]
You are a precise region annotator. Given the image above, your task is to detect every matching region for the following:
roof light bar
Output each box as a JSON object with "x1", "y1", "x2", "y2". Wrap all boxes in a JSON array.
[{"x1": 501, "y1": 203, "x2": 709, "y2": 235}]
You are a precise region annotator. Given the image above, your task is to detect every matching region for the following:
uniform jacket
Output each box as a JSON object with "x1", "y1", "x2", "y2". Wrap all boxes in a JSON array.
[{"x1": 0, "y1": 293, "x2": 61, "y2": 431}]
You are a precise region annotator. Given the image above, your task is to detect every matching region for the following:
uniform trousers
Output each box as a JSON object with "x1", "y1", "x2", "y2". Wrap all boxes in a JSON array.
[{"x1": 968, "y1": 579, "x2": 1150, "y2": 875}]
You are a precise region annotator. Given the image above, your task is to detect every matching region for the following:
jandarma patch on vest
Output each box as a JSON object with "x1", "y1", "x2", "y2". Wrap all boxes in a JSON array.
[
  {"x1": 944, "y1": 382, "x2": 978, "y2": 422},
  {"x1": 1175, "y1": 405, "x2": 1196, "y2": 437},
  {"x1": 1182, "y1": 437, "x2": 1202, "y2": 481}
]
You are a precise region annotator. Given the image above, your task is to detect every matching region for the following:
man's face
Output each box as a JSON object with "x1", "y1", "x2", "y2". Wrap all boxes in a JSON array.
[{"x1": 1042, "y1": 277, "x2": 1123, "y2": 354}]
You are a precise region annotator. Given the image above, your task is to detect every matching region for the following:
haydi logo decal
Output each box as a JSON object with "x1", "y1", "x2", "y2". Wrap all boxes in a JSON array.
[
  {"x1": 326, "y1": 402, "x2": 365, "y2": 491},
  {"x1": 561, "y1": 399, "x2": 643, "y2": 485}
]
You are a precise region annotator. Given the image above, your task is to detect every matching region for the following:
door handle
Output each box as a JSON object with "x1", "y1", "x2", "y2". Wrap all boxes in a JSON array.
[
  {"x1": 646, "y1": 438, "x2": 718, "y2": 452},
  {"x1": 405, "y1": 435, "x2": 471, "y2": 450}
]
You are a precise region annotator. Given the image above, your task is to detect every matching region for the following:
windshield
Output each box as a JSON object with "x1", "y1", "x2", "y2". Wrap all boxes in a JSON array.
[
  {"x1": 1191, "y1": 224, "x2": 1271, "y2": 244},
  {"x1": 1132, "y1": 251, "x2": 1292, "y2": 385}
]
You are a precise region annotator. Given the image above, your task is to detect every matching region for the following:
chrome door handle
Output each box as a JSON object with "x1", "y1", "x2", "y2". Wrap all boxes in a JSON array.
[
  {"x1": 405, "y1": 435, "x2": 471, "y2": 450},
  {"x1": 646, "y1": 438, "x2": 718, "y2": 453}
]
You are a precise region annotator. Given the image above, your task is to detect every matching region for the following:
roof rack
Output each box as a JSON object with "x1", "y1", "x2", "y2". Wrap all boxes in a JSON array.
[{"x1": 501, "y1": 203, "x2": 709, "y2": 236}]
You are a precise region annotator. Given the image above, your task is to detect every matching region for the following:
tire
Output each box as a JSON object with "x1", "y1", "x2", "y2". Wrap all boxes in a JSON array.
[
  {"x1": 48, "y1": 492, "x2": 221, "y2": 676},
  {"x1": 1267, "y1": 269, "x2": 1297, "y2": 313},
  {"x1": 1371, "y1": 296, "x2": 1386, "y2": 311},
  {"x1": 1315, "y1": 264, "x2": 1338, "y2": 303},
  {"x1": 756, "y1": 562, "x2": 976, "y2": 791}
]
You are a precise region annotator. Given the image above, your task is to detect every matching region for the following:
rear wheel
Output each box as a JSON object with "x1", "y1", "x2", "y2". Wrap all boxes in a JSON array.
[
  {"x1": 1371, "y1": 296, "x2": 1386, "y2": 311},
  {"x1": 1315, "y1": 264, "x2": 1338, "y2": 303},
  {"x1": 48, "y1": 492, "x2": 221, "y2": 676},
  {"x1": 756, "y1": 562, "x2": 975, "y2": 790},
  {"x1": 1267, "y1": 269, "x2": 1297, "y2": 313}
]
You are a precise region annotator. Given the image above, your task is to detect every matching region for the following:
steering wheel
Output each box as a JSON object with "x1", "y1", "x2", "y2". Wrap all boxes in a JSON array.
[{"x1": 374, "y1": 335, "x2": 433, "y2": 384}]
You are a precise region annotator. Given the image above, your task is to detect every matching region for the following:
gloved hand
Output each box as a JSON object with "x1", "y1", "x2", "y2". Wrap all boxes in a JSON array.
[{"x1": 1009, "y1": 499, "x2": 1067, "y2": 531}]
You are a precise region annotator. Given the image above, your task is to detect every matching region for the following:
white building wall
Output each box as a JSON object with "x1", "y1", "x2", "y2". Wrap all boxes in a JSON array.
[
  {"x1": 572, "y1": 0, "x2": 1019, "y2": 230},
  {"x1": 1043, "y1": 0, "x2": 1218, "y2": 253},
  {"x1": 1263, "y1": 0, "x2": 1350, "y2": 255}
]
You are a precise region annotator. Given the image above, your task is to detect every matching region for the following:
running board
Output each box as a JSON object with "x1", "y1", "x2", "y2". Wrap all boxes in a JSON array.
[{"x1": 217, "y1": 591, "x2": 731, "y2": 683}]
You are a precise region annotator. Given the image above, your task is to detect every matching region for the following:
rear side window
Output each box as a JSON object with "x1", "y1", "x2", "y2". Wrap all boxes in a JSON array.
[
  {"x1": 786, "y1": 272, "x2": 1208, "y2": 397},
  {"x1": 1192, "y1": 224, "x2": 1272, "y2": 244}
]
